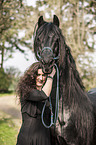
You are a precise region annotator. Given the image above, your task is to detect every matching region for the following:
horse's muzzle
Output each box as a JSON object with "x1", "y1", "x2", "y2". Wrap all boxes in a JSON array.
[
  {"x1": 40, "y1": 47, "x2": 54, "y2": 64},
  {"x1": 37, "y1": 47, "x2": 58, "y2": 73},
  {"x1": 37, "y1": 47, "x2": 54, "y2": 73}
]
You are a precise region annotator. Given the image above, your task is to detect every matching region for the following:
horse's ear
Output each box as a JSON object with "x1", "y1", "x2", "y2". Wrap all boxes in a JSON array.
[
  {"x1": 53, "y1": 15, "x2": 59, "y2": 27},
  {"x1": 38, "y1": 16, "x2": 45, "y2": 28}
]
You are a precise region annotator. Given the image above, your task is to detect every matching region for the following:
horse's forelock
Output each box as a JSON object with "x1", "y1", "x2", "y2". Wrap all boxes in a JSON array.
[{"x1": 37, "y1": 23, "x2": 60, "y2": 39}]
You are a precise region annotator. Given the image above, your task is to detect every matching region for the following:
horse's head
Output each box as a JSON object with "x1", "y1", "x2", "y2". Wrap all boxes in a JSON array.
[{"x1": 34, "y1": 15, "x2": 62, "y2": 74}]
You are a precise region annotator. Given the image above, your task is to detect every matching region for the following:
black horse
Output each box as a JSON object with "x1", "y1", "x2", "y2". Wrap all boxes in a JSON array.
[{"x1": 34, "y1": 15, "x2": 96, "y2": 145}]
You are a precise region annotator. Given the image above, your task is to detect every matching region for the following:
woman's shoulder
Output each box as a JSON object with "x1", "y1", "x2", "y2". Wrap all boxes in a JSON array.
[{"x1": 20, "y1": 89, "x2": 48, "y2": 102}]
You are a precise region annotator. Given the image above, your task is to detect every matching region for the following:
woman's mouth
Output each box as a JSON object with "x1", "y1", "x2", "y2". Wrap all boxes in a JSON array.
[{"x1": 38, "y1": 79, "x2": 44, "y2": 83}]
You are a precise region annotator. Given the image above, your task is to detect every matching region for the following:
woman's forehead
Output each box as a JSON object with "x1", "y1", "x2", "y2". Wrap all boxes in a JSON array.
[{"x1": 37, "y1": 69, "x2": 44, "y2": 74}]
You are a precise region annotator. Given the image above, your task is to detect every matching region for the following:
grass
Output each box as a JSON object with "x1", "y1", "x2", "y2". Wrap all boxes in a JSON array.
[
  {"x1": 0, "y1": 92, "x2": 16, "y2": 97},
  {"x1": 0, "y1": 112, "x2": 21, "y2": 145}
]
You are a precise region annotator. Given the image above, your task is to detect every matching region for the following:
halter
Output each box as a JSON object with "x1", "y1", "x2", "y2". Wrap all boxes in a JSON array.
[
  {"x1": 37, "y1": 47, "x2": 60, "y2": 61},
  {"x1": 41, "y1": 63, "x2": 59, "y2": 128}
]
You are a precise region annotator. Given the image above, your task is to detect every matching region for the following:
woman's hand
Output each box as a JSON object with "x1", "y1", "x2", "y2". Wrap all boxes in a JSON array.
[
  {"x1": 48, "y1": 67, "x2": 56, "y2": 78},
  {"x1": 42, "y1": 67, "x2": 56, "y2": 97}
]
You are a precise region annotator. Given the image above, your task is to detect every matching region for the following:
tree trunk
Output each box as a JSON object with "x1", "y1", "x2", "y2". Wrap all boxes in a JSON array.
[{"x1": 0, "y1": 46, "x2": 4, "y2": 69}]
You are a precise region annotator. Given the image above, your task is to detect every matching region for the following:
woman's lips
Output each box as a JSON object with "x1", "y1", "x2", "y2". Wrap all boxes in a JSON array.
[{"x1": 37, "y1": 79, "x2": 44, "y2": 85}]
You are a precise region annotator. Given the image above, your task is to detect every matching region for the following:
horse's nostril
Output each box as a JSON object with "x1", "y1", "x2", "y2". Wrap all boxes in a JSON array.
[
  {"x1": 41, "y1": 59, "x2": 44, "y2": 63},
  {"x1": 45, "y1": 68, "x2": 49, "y2": 72},
  {"x1": 41, "y1": 59, "x2": 47, "y2": 64},
  {"x1": 49, "y1": 59, "x2": 53, "y2": 64}
]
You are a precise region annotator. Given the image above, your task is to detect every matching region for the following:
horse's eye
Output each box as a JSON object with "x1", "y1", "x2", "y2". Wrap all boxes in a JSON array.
[
  {"x1": 37, "y1": 37, "x2": 41, "y2": 43},
  {"x1": 37, "y1": 38, "x2": 40, "y2": 41},
  {"x1": 56, "y1": 39, "x2": 59, "y2": 45},
  {"x1": 53, "y1": 40, "x2": 59, "y2": 57},
  {"x1": 54, "y1": 40, "x2": 59, "y2": 49}
]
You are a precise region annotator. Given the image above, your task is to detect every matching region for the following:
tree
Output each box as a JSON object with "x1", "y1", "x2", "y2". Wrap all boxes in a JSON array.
[
  {"x1": 0, "y1": 0, "x2": 32, "y2": 69},
  {"x1": 0, "y1": 0, "x2": 33, "y2": 92}
]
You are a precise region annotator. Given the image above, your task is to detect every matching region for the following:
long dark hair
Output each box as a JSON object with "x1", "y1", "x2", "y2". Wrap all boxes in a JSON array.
[{"x1": 16, "y1": 62, "x2": 42, "y2": 101}]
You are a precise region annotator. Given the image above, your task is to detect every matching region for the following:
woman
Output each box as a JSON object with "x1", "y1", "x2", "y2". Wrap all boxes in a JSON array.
[{"x1": 16, "y1": 62, "x2": 56, "y2": 145}]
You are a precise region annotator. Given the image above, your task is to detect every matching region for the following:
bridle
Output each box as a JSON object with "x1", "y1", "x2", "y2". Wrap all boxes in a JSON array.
[
  {"x1": 39, "y1": 47, "x2": 60, "y2": 128},
  {"x1": 37, "y1": 47, "x2": 60, "y2": 62},
  {"x1": 34, "y1": 23, "x2": 61, "y2": 128}
]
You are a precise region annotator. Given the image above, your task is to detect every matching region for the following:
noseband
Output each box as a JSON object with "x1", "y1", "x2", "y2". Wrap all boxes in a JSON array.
[{"x1": 37, "y1": 47, "x2": 59, "y2": 61}]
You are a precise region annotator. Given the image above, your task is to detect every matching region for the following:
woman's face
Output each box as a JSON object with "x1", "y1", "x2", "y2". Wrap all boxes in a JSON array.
[{"x1": 36, "y1": 69, "x2": 46, "y2": 89}]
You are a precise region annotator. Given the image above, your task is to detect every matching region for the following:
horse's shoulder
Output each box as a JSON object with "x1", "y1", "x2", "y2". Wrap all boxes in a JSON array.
[
  {"x1": 87, "y1": 88, "x2": 96, "y2": 113},
  {"x1": 88, "y1": 88, "x2": 96, "y2": 101}
]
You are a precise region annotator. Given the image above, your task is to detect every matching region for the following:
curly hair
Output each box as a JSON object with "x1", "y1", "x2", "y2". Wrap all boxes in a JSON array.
[{"x1": 16, "y1": 62, "x2": 42, "y2": 101}]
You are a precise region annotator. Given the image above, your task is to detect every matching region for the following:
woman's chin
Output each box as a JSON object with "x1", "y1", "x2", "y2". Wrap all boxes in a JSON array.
[{"x1": 36, "y1": 83, "x2": 43, "y2": 88}]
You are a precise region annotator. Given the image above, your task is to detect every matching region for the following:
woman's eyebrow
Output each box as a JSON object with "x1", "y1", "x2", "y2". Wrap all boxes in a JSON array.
[
  {"x1": 37, "y1": 73, "x2": 41, "y2": 75},
  {"x1": 37, "y1": 73, "x2": 43, "y2": 75},
  {"x1": 37, "y1": 73, "x2": 46, "y2": 76}
]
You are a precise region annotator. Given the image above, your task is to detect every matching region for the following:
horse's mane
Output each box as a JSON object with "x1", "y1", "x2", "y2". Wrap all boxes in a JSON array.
[
  {"x1": 58, "y1": 27, "x2": 95, "y2": 144},
  {"x1": 34, "y1": 21, "x2": 95, "y2": 144}
]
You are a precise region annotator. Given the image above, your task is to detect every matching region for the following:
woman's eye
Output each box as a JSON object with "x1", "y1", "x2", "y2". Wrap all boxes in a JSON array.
[
  {"x1": 42, "y1": 75, "x2": 46, "y2": 77},
  {"x1": 37, "y1": 74, "x2": 40, "y2": 76}
]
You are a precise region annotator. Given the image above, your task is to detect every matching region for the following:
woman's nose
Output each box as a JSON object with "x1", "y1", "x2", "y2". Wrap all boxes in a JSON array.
[{"x1": 39, "y1": 75, "x2": 43, "y2": 80}]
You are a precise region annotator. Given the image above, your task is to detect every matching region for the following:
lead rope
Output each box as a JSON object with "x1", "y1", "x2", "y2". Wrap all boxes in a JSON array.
[{"x1": 41, "y1": 64, "x2": 59, "y2": 128}]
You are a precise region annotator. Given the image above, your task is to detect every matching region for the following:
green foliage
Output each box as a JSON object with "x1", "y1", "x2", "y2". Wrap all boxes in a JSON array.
[
  {"x1": 5, "y1": 67, "x2": 21, "y2": 92},
  {"x1": 0, "y1": 68, "x2": 12, "y2": 93},
  {"x1": 0, "y1": 112, "x2": 19, "y2": 145},
  {"x1": 0, "y1": 118, "x2": 18, "y2": 145},
  {"x1": 0, "y1": 0, "x2": 33, "y2": 69},
  {"x1": 0, "y1": 92, "x2": 15, "y2": 97},
  {"x1": 0, "y1": 67, "x2": 21, "y2": 93}
]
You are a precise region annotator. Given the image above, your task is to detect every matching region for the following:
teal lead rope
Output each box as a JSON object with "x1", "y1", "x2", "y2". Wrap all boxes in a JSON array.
[{"x1": 41, "y1": 64, "x2": 59, "y2": 128}]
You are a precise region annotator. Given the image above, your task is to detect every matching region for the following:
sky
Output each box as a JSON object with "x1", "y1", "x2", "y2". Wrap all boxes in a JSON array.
[
  {"x1": 4, "y1": 49, "x2": 37, "y2": 73},
  {"x1": 25, "y1": 0, "x2": 36, "y2": 6}
]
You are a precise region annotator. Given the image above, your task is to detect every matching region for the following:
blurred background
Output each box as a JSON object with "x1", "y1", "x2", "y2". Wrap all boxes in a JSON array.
[{"x1": 0, "y1": 0, "x2": 96, "y2": 144}]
